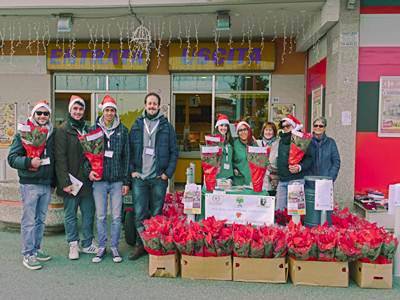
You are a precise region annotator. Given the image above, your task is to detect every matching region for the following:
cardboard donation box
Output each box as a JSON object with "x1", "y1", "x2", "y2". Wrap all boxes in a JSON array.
[
  {"x1": 289, "y1": 257, "x2": 349, "y2": 287},
  {"x1": 233, "y1": 257, "x2": 288, "y2": 283},
  {"x1": 350, "y1": 261, "x2": 393, "y2": 289},
  {"x1": 181, "y1": 255, "x2": 232, "y2": 281},
  {"x1": 149, "y1": 254, "x2": 179, "y2": 278}
]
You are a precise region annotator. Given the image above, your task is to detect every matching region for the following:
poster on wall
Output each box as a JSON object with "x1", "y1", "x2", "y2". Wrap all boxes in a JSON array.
[
  {"x1": 378, "y1": 76, "x2": 400, "y2": 137},
  {"x1": 311, "y1": 85, "x2": 323, "y2": 122},
  {"x1": 270, "y1": 103, "x2": 296, "y2": 128},
  {"x1": 0, "y1": 103, "x2": 17, "y2": 148}
]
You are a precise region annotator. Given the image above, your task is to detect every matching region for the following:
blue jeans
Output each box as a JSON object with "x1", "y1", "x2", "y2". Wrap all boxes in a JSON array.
[
  {"x1": 93, "y1": 181, "x2": 123, "y2": 249},
  {"x1": 63, "y1": 193, "x2": 95, "y2": 248},
  {"x1": 20, "y1": 184, "x2": 51, "y2": 256},
  {"x1": 132, "y1": 177, "x2": 168, "y2": 245},
  {"x1": 275, "y1": 179, "x2": 305, "y2": 210}
]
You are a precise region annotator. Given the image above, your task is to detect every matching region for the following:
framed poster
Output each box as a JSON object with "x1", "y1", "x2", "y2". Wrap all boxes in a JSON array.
[
  {"x1": 270, "y1": 103, "x2": 296, "y2": 127},
  {"x1": 378, "y1": 76, "x2": 400, "y2": 137},
  {"x1": 311, "y1": 85, "x2": 323, "y2": 122},
  {"x1": 0, "y1": 102, "x2": 17, "y2": 148}
]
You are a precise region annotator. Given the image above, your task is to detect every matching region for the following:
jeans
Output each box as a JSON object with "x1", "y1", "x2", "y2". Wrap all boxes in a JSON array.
[
  {"x1": 275, "y1": 179, "x2": 305, "y2": 210},
  {"x1": 63, "y1": 193, "x2": 95, "y2": 248},
  {"x1": 93, "y1": 181, "x2": 123, "y2": 249},
  {"x1": 20, "y1": 184, "x2": 51, "y2": 256},
  {"x1": 132, "y1": 177, "x2": 168, "y2": 245}
]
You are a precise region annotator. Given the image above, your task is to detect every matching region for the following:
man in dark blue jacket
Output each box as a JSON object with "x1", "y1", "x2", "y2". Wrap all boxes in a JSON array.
[
  {"x1": 128, "y1": 92, "x2": 178, "y2": 260},
  {"x1": 309, "y1": 117, "x2": 341, "y2": 181}
]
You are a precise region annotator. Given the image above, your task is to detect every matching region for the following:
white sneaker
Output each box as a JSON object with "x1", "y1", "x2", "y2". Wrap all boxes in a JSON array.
[
  {"x1": 111, "y1": 247, "x2": 122, "y2": 263},
  {"x1": 82, "y1": 241, "x2": 98, "y2": 254},
  {"x1": 92, "y1": 248, "x2": 106, "y2": 263},
  {"x1": 69, "y1": 241, "x2": 80, "y2": 260}
]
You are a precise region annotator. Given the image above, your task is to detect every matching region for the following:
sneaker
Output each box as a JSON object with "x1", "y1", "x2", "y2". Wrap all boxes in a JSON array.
[
  {"x1": 111, "y1": 248, "x2": 122, "y2": 263},
  {"x1": 23, "y1": 255, "x2": 42, "y2": 270},
  {"x1": 92, "y1": 248, "x2": 106, "y2": 263},
  {"x1": 35, "y1": 249, "x2": 52, "y2": 262},
  {"x1": 69, "y1": 241, "x2": 80, "y2": 260},
  {"x1": 82, "y1": 241, "x2": 98, "y2": 254},
  {"x1": 128, "y1": 245, "x2": 146, "y2": 261}
]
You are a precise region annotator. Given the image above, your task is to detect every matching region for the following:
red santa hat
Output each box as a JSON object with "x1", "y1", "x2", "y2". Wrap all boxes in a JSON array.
[
  {"x1": 281, "y1": 114, "x2": 303, "y2": 131},
  {"x1": 215, "y1": 114, "x2": 230, "y2": 128},
  {"x1": 99, "y1": 95, "x2": 117, "y2": 111},
  {"x1": 235, "y1": 120, "x2": 251, "y2": 134},
  {"x1": 68, "y1": 95, "x2": 86, "y2": 113},
  {"x1": 30, "y1": 100, "x2": 51, "y2": 117}
]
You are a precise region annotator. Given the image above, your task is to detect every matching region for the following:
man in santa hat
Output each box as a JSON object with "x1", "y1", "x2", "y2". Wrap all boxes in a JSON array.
[
  {"x1": 128, "y1": 92, "x2": 178, "y2": 260},
  {"x1": 274, "y1": 114, "x2": 313, "y2": 210},
  {"x1": 90, "y1": 95, "x2": 130, "y2": 264},
  {"x1": 8, "y1": 100, "x2": 55, "y2": 270},
  {"x1": 55, "y1": 95, "x2": 98, "y2": 260}
]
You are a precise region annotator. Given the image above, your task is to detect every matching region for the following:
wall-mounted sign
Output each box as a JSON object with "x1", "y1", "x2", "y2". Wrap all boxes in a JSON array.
[
  {"x1": 0, "y1": 103, "x2": 17, "y2": 148},
  {"x1": 311, "y1": 85, "x2": 324, "y2": 122},
  {"x1": 47, "y1": 43, "x2": 148, "y2": 71},
  {"x1": 378, "y1": 76, "x2": 400, "y2": 137},
  {"x1": 169, "y1": 42, "x2": 275, "y2": 71}
]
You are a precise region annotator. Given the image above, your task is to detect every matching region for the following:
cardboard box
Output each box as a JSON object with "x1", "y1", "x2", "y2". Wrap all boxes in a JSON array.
[
  {"x1": 149, "y1": 254, "x2": 179, "y2": 278},
  {"x1": 181, "y1": 255, "x2": 232, "y2": 281},
  {"x1": 233, "y1": 257, "x2": 288, "y2": 283},
  {"x1": 350, "y1": 260, "x2": 393, "y2": 289},
  {"x1": 289, "y1": 257, "x2": 349, "y2": 287}
]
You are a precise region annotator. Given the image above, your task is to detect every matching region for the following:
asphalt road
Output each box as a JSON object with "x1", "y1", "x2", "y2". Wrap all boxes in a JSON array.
[{"x1": 0, "y1": 227, "x2": 399, "y2": 300}]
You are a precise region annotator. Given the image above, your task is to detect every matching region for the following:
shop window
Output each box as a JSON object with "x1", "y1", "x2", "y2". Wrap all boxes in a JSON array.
[
  {"x1": 108, "y1": 75, "x2": 147, "y2": 91},
  {"x1": 216, "y1": 75, "x2": 269, "y2": 92},
  {"x1": 55, "y1": 74, "x2": 106, "y2": 91},
  {"x1": 173, "y1": 75, "x2": 212, "y2": 92}
]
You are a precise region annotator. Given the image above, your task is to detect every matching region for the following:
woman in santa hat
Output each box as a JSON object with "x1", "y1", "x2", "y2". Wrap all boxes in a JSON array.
[
  {"x1": 8, "y1": 100, "x2": 55, "y2": 270},
  {"x1": 90, "y1": 95, "x2": 130, "y2": 264},
  {"x1": 232, "y1": 120, "x2": 255, "y2": 186},
  {"x1": 54, "y1": 95, "x2": 98, "y2": 260},
  {"x1": 275, "y1": 114, "x2": 313, "y2": 210},
  {"x1": 214, "y1": 114, "x2": 234, "y2": 180}
]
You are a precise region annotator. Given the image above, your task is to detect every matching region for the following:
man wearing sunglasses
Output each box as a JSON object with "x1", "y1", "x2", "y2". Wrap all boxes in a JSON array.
[
  {"x1": 8, "y1": 100, "x2": 55, "y2": 270},
  {"x1": 309, "y1": 117, "x2": 341, "y2": 181}
]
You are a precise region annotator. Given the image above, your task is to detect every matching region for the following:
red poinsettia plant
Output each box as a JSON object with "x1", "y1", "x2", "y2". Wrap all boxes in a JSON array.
[
  {"x1": 201, "y1": 145, "x2": 222, "y2": 191},
  {"x1": 246, "y1": 146, "x2": 271, "y2": 192},
  {"x1": 288, "y1": 130, "x2": 312, "y2": 165},
  {"x1": 162, "y1": 192, "x2": 184, "y2": 218},
  {"x1": 286, "y1": 221, "x2": 317, "y2": 260},
  {"x1": 78, "y1": 127, "x2": 104, "y2": 179}
]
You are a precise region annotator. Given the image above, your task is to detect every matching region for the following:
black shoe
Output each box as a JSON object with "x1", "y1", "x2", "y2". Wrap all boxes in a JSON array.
[{"x1": 128, "y1": 245, "x2": 146, "y2": 261}]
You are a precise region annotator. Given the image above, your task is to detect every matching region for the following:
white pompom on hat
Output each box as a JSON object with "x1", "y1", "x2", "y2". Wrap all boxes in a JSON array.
[
  {"x1": 98, "y1": 95, "x2": 117, "y2": 111},
  {"x1": 68, "y1": 95, "x2": 86, "y2": 113}
]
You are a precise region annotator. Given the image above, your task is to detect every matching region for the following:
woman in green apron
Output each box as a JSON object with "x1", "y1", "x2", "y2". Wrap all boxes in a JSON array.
[
  {"x1": 232, "y1": 121, "x2": 254, "y2": 186},
  {"x1": 213, "y1": 114, "x2": 233, "y2": 180}
]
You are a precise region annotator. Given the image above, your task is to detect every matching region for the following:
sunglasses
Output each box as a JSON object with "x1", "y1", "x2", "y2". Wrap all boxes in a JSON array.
[
  {"x1": 281, "y1": 124, "x2": 291, "y2": 129},
  {"x1": 238, "y1": 128, "x2": 248, "y2": 133},
  {"x1": 313, "y1": 124, "x2": 325, "y2": 128},
  {"x1": 35, "y1": 111, "x2": 50, "y2": 116}
]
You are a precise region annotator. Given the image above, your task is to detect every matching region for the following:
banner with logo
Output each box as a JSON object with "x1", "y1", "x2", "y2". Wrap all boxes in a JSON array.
[{"x1": 205, "y1": 193, "x2": 275, "y2": 225}]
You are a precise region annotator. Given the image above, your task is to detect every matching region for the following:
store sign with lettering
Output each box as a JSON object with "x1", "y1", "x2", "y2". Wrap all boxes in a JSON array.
[
  {"x1": 169, "y1": 42, "x2": 275, "y2": 71},
  {"x1": 47, "y1": 43, "x2": 148, "y2": 71}
]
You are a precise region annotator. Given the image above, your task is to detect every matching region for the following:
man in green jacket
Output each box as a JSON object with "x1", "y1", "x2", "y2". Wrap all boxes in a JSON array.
[
  {"x1": 55, "y1": 95, "x2": 98, "y2": 260},
  {"x1": 8, "y1": 100, "x2": 54, "y2": 270}
]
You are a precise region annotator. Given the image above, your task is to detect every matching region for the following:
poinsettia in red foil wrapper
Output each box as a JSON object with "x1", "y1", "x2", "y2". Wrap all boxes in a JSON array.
[
  {"x1": 287, "y1": 221, "x2": 317, "y2": 260},
  {"x1": 288, "y1": 130, "x2": 312, "y2": 165},
  {"x1": 78, "y1": 127, "x2": 104, "y2": 178},
  {"x1": 201, "y1": 146, "x2": 222, "y2": 192},
  {"x1": 246, "y1": 146, "x2": 271, "y2": 192},
  {"x1": 205, "y1": 134, "x2": 224, "y2": 147},
  {"x1": 141, "y1": 215, "x2": 178, "y2": 256},
  {"x1": 18, "y1": 121, "x2": 48, "y2": 170},
  {"x1": 311, "y1": 225, "x2": 337, "y2": 261}
]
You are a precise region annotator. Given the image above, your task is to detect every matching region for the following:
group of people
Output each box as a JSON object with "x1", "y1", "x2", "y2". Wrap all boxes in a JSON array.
[
  {"x1": 8, "y1": 92, "x2": 178, "y2": 270},
  {"x1": 212, "y1": 113, "x2": 341, "y2": 210},
  {"x1": 8, "y1": 91, "x2": 340, "y2": 271}
]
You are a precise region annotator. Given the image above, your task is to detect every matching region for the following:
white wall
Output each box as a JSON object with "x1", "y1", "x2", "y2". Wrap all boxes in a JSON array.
[
  {"x1": 270, "y1": 74, "x2": 306, "y2": 124},
  {"x1": 0, "y1": 56, "x2": 50, "y2": 181}
]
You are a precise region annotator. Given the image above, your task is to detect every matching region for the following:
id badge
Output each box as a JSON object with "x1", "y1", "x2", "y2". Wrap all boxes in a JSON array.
[
  {"x1": 145, "y1": 147, "x2": 155, "y2": 156},
  {"x1": 41, "y1": 157, "x2": 50, "y2": 166},
  {"x1": 105, "y1": 150, "x2": 114, "y2": 158},
  {"x1": 223, "y1": 163, "x2": 230, "y2": 170}
]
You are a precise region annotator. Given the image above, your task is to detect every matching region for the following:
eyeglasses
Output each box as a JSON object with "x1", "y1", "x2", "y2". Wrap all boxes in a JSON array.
[
  {"x1": 313, "y1": 124, "x2": 325, "y2": 128},
  {"x1": 281, "y1": 124, "x2": 291, "y2": 129},
  {"x1": 35, "y1": 111, "x2": 50, "y2": 116},
  {"x1": 238, "y1": 128, "x2": 248, "y2": 133}
]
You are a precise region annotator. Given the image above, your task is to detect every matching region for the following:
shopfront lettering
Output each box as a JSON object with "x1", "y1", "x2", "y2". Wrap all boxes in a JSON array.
[{"x1": 181, "y1": 47, "x2": 262, "y2": 65}]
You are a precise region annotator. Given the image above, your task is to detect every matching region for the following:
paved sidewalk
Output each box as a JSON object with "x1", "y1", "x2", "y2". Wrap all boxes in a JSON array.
[{"x1": 0, "y1": 228, "x2": 398, "y2": 300}]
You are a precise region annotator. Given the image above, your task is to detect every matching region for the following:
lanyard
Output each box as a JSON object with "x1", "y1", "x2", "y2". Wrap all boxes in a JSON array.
[
  {"x1": 225, "y1": 145, "x2": 229, "y2": 162},
  {"x1": 144, "y1": 119, "x2": 159, "y2": 147}
]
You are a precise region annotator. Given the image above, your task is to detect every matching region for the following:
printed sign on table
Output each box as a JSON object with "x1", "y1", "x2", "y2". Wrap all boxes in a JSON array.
[
  {"x1": 287, "y1": 182, "x2": 306, "y2": 216},
  {"x1": 205, "y1": 193, "x2": 275, "y2": 225},
  {"x1": 314, "y1": 179, "x2": 334, "y2": 211}
]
